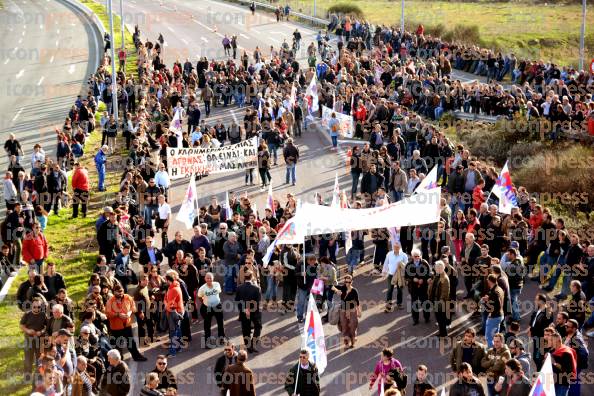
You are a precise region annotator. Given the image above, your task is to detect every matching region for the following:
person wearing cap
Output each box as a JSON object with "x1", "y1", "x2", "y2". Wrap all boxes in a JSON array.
[
  {"x1": 282, "y1": 137, "x2": 299, "y2": 186},
  {"x1": 105, "y1": 284, "x2": 147, "y2": 361},
  {"x1": 71, "y1": 162, "x2": 90, "y2": 218},
  {"x1": 94, "y1": 145, "x2": 108, "y2": 192}
]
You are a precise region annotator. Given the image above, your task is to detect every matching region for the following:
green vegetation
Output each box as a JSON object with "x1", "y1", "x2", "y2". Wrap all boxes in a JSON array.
[
  {"x1": 327, "y1": 3, "x2": 364, "y2": 17},
  {"x1": 286, "y1": 0, "x2": 593, "y2": 67},
  {"x1": 0, "y1": 1, "x2": 136, "y2": 390},
  {"x1": 81, "y1": 0, "x2": 138, "y2": 77}
]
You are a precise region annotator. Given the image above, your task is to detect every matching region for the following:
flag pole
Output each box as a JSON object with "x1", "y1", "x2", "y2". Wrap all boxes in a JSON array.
[{"x1": 293, "y1": 356, "x2": 301, "y2": 396}]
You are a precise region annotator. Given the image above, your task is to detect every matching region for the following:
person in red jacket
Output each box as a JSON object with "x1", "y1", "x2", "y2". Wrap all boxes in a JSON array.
[
  {"x1": 71, "y1": 162, "x2": 90, "y2": 218},
  {"x1": 164, "y1": 270, "x2": 185, "y2": 357},
  {"x1": 550, "y1": 331, "x2": 577, "y2": 396},
  {"x1": 22, "y1": 224, "x2": 48, "y2": 273}
]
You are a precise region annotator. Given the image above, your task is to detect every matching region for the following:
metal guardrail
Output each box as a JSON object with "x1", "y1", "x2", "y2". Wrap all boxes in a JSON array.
[{"x1": 223, "y1": 0, "x2": 330, "y2": 27}]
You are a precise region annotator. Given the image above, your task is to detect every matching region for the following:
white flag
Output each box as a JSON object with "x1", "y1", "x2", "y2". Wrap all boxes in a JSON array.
[
  {"x1": 495, "y1": 160, "x2": 518, "y2": 215},
  {"x1": 176, "y1": 174, "x2": 197, "y2": 229},
  {"x1": 413, "y1": 166, "x2": 438, "y2": 194},
  {"x1": 169, "y1": 108, "x2": 184, "y2": 148},
  {"x1": 223, "y1": 191, "x2": 233, "y2": 220},
  {"x1": 289, "y1": 83, "x2": 297, "y2": 109},
  {"x1": 330, "y1": 172, "x2": 340, "y2": 208},
  {"x1": 266, "y1": 183, "x2": 274, "y2": 211},
  {"x1": 305, "y1": 74, "x2": 319, "y2": 113},
  {"x1": 528, "y1": 354, "x2": 556, "y2": 396}
]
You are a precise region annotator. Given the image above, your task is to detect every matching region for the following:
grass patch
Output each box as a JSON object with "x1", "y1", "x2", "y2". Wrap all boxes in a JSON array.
[
  {"x1": 0, "y1": 3, "x2": 136, "y2": 392},
  {"x1": 80, "y1": 0, "x2": 138, "y2": 77},
  {"x1": 286, "y1": 0, "x2": 593, "y2": 66}
]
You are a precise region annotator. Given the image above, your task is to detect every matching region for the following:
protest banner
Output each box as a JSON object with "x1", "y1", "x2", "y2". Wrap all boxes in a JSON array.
[
  {"x1": 295, "y1": 188, "x2": 441, "y2": 236},
  {"x1": 321, "y1": 106, "x2": 354, "y2": 138},
  {"x1": 167, "y1": 137, "x2": 258, "y2": 179}
]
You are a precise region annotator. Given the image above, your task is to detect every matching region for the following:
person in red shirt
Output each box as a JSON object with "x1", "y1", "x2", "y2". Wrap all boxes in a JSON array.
[
  {"x1": 71, "y1": 162, "x2": 90, "y2": 218},
  {"x1": 472, "y1": 179, "x2": 486, "y2": 210},
  {"x1": 21, "y1": 224, "x2": 48, "y2": 273},
  {"x1": 164, "y1": 270, "x2": 185, "y2": 357}
]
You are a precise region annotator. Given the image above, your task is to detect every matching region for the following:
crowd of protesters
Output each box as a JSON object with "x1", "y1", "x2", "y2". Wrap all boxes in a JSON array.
[{"x1": 4, "y1": 4, "x2": 594, "y2": 396}]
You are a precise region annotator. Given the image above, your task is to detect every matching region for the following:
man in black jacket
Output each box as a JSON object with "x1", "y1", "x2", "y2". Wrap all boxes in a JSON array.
[
  {"x1": 47, "y1": 164, "x2": 66, "y2": 215},
  {"x1": 284, "y1": 349, "x2": 320, "y2": 396},
  {"x1": 235, "y1": 271, "x2": 262, "y2": 353},
  {"x1": 150, "y1": 355, "x2": 177, "y2": 391},
  {"x1": 529, "y1": 293, "x2": 553, "y2": 370},
  {"x1": 283, "y1": 138, "x2": 299, "y2": 186},
  {"x1": 214, "y1": 342, "x2": 238, "y2": 394},
  {"x1": 405, "y1": 249, "x2": 432, "y2": 325},
  {"x1": 97, "y1": 211, "x2": 121, "y2": 263},
  {"x1": 461, "y1": 233, "x2": 482, "y2": 299},
  {"x1": 449, "y1": 362, "x2": 485, "y2": 396}
]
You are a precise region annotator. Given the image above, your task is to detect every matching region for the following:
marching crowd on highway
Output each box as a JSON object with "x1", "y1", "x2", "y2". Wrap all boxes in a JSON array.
[{"x1": 2, "y1": 3, "x2": 594, "y2": 396}]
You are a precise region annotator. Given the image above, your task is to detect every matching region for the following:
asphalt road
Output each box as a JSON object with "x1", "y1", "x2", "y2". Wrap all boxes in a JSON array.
[
  {"x1": 0, "y1": 0, "x2": 100, "y2": 212},
  {"x1": 117, "y1": 1, "x2": 592, "y2": 395}
]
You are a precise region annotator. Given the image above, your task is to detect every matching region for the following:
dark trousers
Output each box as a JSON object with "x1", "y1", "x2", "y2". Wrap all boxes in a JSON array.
[
  {"x1": 136, "y1": 313, "x2": 154, "y2": 341},
  {"x1": 204, "y1": 100, "x2": 211, "y2": 116},
  {"x1": 110, "y1": 326, "x2": 142, "y2": 359},
  {"x1": 201, "y1": 304, "x2": 225, "y2": 340},
  {"x1": 386, "y1": 276, "x2": 402, "y2": 305},
  {"x1": 282, "y1": 280, "x2": 297, "y2": 312},
  {"x1": 294, "y1": 120, "x2": 302, "y2": 136},
  {"x1": 72, "y1": 189, "x2": 89, "y2": 218},
  {"x1": 436, "y1": 309, "x2": 448, "y2": 336},
  {"x1": 24, "y1": 336, "x2": 42, "y2": 373},
  {"x1": 240, "y1": 311, "x2": 262, "y2": 349},
  {"x1": 411, "y1": 291, "x2": 430, "y2": 323}
]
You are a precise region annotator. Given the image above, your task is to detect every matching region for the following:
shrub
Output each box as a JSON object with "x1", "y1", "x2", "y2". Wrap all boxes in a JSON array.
[{"x1": 327, "y1": 3, "x2": 364, "y2": 17}]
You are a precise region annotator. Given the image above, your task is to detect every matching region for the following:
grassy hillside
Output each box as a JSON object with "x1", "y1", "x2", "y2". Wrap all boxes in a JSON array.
[{"x1": 286, "y1": 0, "x2": 593, "y2": 67}]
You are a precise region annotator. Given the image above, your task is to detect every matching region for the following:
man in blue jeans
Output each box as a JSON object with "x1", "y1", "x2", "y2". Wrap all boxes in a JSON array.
[
  {"x1": 282, "y1": 138, "x2": 299, "y2": 186},
  {"x1": 328, "y1": 112, "x2": 340, "y2": 148},
  {"x1": 505, "y1": 248, "x2": 526, "y2": 322},
  {"x1": 483, "y1": 274, "x2": 504, "y2": 348}
]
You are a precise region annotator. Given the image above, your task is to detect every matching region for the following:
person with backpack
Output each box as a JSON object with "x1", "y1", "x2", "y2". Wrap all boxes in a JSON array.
[
  {"x1": 369, "y1": 348, "x2": 404, "y2": 394},
  {"x1": 328, "y1": 112, "x2": 340, "y2": 149}
]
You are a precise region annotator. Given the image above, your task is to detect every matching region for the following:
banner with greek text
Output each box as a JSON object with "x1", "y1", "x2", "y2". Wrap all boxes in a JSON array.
[{"x1": 167, "y1": 137, "x2": 258, "y2": 179}]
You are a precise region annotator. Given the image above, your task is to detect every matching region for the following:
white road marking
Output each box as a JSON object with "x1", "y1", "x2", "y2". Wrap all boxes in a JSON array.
[
  {"x1": 68, "y1": 65, "x2": 75, "y2": 74},
  {"x1": 215, "y1": 32, "x2": 224, "y2": 38},
  {"x1": 22, "y1": 30, "x2": 25, "y2": 36},
  {"x1": 50, "y1": 55, "x2": 55, "y2": 63},
  {"x1": 12, "y1": 107, "x2": 23, "y2": 122},
  {"x1": 56, "y1": 40, "x2": 59, "y2": 47},
  {"x1": 181, "y1": 38, "x2": 188, "y2": 45},
  {"x1": 194, "y1": 20, "x2": 212, "y2": 31},
  {"x1": 18, "y1": 38, "x2": 22, "y2": 44},
  {"x1": 40, "y1": 24, "x2": 43, "y2": 29},
  {"x1": 240, "y1": 33, "x2": 250, "y2": 39},
  {"x1": 16, "y1": 69, "x2": 24, "y2": 79},
  {"x1": 201, "y1": 37, "x2": 208, "y2": 43},
  {"x1": 37, "y1": 76, "x2": 45, "y2": 86},
  {"x1": 167, "y1": 26, "x2": 174, "y2": 32},
  {"x1": 57, "y1": 29, "x2": 60, "y2": 34},
  {"x1": 4, "y1": 59, "x2": 9, "y2": 65},
  {"x1": 12, "y1": 47, "x2": 18, "y2": 54}
]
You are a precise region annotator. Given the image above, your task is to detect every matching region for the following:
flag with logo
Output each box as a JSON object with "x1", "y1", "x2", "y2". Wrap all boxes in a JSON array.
[
  {"x1": 169, "y1": 108, "x2": 183, "y2": 147},
  {"x1": 494, "y1": 160, "x2": 518, "y2": 215},
  {"x1": 305, "y1": 74, "x2": 319, "y2": 114},
  {"x1": 289, "y1": 83, "x2": 297, "y2": 110},
  {"x1": 176, "y1": 174, "x2": 197, "y2": 229},
  {"x1": 528, "y1": 354, "x2": 555, "y2": 396},
  {"x1": 413, "y1": 165, "x2": 438, "y2": 194},
  {"x1": 303, "y1": 293, "x2": 327, "y2": 374},
  {"x1": 262, "y1": 216, "x2": 304, "y2": 266}
]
